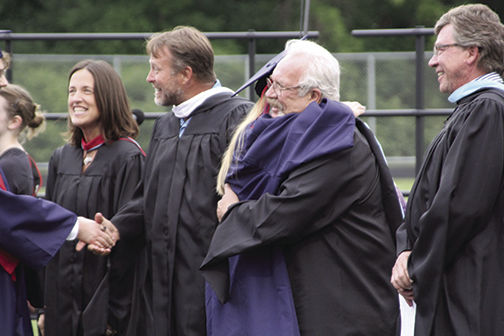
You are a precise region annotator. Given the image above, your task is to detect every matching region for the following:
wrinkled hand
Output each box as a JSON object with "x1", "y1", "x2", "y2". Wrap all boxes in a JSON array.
[
  {"x1": 85, "y1": 213, "x2": 120, "y2": 255},
  {"x1": 216, "y1": 183, "x2": 239, "y2": 222},
  {"x1": 342, "y1": 101, "x2": 366, "y2": 117},
  {"x1": 391, "y1": 250, "x2": 414, "y2": 306}
]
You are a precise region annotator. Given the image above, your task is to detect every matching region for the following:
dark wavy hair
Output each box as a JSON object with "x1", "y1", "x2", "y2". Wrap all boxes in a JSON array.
[{"x1": 67, "y1": 59, "x2": 139, "y2": 145}]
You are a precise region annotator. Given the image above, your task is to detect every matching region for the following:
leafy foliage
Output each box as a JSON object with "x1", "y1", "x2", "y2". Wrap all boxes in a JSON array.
[{"x1": 1, "y1": 0, "x2": 502, "y2": 179}]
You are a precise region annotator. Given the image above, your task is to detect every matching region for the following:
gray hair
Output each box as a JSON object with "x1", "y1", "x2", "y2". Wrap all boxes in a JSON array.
[
  {"x1": 434, "y1": 4, "x2": 504, "y2": 76},
  {"x1": 284, "y1": 39, "x2": 340, "y2": 101}
]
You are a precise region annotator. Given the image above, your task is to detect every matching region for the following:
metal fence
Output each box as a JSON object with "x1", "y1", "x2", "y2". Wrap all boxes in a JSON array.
[
  {"x1": 0, "y1": 30, "x2": 318, "y2": 100},
  {"x1": 352, "y1": 27, "x2": 439, "y2": 173},
  {"x1": 1, "y1": 29, "x2": 454, "y2": 191}
]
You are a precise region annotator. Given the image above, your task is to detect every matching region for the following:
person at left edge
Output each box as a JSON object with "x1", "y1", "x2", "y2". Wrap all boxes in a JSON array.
[
  {"x1": 42, "y1": 60, "x2": 145, "y2": 336},
  {"x1": 0, "y1": 189, "x2": 115, "y2": 336},
  {"x1": 0, "y1": 83, "x2": 46, "y2": 335}
]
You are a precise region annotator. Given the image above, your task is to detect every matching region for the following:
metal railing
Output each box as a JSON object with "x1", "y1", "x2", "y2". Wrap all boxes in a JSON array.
[
  {"x1": 2, "y1": 28, "x2": 447, "y2": 186},
  {"x1": 352, "y1": 27, "x2": 435, "y2": 174},
  {"x1": 0, "y1": 30, "x2": 319, "y2": 100}
]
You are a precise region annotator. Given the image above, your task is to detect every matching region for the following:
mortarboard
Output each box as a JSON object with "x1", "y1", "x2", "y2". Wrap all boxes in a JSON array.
[
  {"x1": 233, "y1": 35, "x2": 310, "y2": 97},
  {"x1": 233, "y1": 49, "x2": 286, "y2": 97}
]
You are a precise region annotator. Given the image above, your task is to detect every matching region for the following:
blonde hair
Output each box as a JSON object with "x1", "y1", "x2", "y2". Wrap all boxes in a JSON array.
[
  {"x1": 216, "y1": 98, "x2": 265, "y2": 195},
  {"x1": 0, "y1": 84, "x2": 45, "y2": 142}
]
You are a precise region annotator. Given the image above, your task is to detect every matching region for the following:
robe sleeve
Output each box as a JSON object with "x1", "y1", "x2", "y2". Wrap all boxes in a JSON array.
[
  {"x1": 0, "y1": 189, "x2": 76, "y2": 268},
  {"x1": 111, "y1": 150, "x2": 145, "y2": 213},
  {"x1": 108, "y1": 148, "x2": 145, "y2": 333},
  {"x1": 111, "y1": 121, "x2": 157, "y2": 240},
  {"x1": 408, "y1": 97, "x2": 504, "y2": 302},
  {"x1": 395, "y1": 222, "x2": 411, "y2": 255},
  {"x1": 45, "y1": 146, "x2": 62, "y2": 202},
  {"x1": 222, "y1": 100, "x2": 252, "y2": 145},
  {"x1": 201, "y1": 147, "x2": 365, "y2": 268},
  {"x1": 111, "y1": 183, "x2": 145, "y2": 239}
]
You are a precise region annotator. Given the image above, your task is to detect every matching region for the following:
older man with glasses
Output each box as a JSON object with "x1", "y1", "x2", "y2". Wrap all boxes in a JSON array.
[
  {"x1": 391, "y1": 3, "x2": 504, "y2": 336},
  {"x1": 201, "y1": 39, "x2": 403, "y2": 336}
]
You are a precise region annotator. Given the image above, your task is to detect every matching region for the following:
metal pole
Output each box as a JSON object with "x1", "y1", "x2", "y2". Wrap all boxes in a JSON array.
[
  {"x1": 299, "y1": 0, "x2": 305, "y2": 33},
  {"x1": 248, "y1": 30, "x2": 256, "y2": 101},
  {"x1": 303, "y1": 0, "x2": 311, "y2": 35},
  {"x1": 415, "y1": 29, "x2": 425, "y2": 174},
  {"x1": 366, "y1": 54, "x2": 376, "y2": 132}
]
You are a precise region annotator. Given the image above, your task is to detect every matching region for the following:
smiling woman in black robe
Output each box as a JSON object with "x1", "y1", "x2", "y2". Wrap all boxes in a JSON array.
[{"x1": 42, "y1": 60, "x2": 144, "y2": 336}]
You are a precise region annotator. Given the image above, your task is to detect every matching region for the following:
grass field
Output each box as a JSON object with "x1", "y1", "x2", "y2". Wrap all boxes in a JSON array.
[
  {"x1": 31, "y1": 320, "x2": 39, "y2": 336},
  {"x1": 393, "y1": 177, "x2": 414, "y2": 195}
]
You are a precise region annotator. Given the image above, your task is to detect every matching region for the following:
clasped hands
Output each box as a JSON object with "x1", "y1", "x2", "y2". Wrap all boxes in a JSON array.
[
  {"x1": 75, "y1": 212, "x2": 119, "y2": 255},
  {"x1": 390, "y1": 250, "x2": 415, "y2": 306}
]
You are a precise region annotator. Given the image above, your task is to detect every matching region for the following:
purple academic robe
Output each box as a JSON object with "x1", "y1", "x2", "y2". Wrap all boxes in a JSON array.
[{"x1": 0, "y1": 186, "x2": 76, "y2": 336}]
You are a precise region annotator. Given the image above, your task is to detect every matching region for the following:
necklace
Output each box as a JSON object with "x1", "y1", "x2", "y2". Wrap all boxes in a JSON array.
[
  {"x1": 83, "y1": 153, "x2": 94, "y2": 166},
  {"x1": 81, "y1": 135, "x2": 105, "y2": 168}
]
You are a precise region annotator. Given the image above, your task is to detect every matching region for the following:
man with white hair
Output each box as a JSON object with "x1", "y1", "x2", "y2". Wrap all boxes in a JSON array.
[{"x1": 201, "y1": 39, "x2": 402, "y2": 335}]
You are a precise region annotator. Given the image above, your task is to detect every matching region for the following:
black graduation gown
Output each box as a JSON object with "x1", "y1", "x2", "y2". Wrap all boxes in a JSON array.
[
  {"x1": 2, "y1": 149, "x2": 47, "y2": 313},
  {"x1": 44, "y1": 140, "x2": 144, "y2": 336},
  {"x1": 0, "y1": 148, "x2": 33, "y2": 195},
  {"x1": 396, "y1": 89, "x2": 504, "y2": 336},
  {"x1": 0, "y1": 187, "x2": 76, "y2": 336},
  {"x1": 201, "y1": 120, "x2": 402, "y2": 336},
  {"x1": 112, "y1": 93, "x2": 251, "y2": 336},
  {"x1": 0, "y1": 148, "x2": 38, "y2": 336}
]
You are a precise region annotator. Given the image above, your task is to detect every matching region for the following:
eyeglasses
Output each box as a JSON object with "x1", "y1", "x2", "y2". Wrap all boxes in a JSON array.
[
  {"x1": 433, "y1": 43, "x2": 462, "y2": 57},
  {"x1": 266, "y1": 77, "x2": 301, "y2": 95}
]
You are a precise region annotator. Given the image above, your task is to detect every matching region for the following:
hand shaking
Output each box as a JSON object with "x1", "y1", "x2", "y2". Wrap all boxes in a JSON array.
[{"x1": 75, "y1": 212, "x2": 120, "y2": 254}]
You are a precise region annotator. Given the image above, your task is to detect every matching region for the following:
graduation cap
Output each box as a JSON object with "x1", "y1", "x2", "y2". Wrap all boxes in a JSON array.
[
  {"x1": 233, "y1": 35, "x2": 310, "y2": 97},
  {"x1": 233, "y1": 49, "x2": 286, "y2": 97}
]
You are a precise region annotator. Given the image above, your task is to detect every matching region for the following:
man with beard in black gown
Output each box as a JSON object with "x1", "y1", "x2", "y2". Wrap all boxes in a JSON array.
[
  {"x1": 391, "y1": 4, "x2": 504, "y2": 335},
  {"x1": 95, "y1": 26, "x2": 252, "y2": 335}
]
